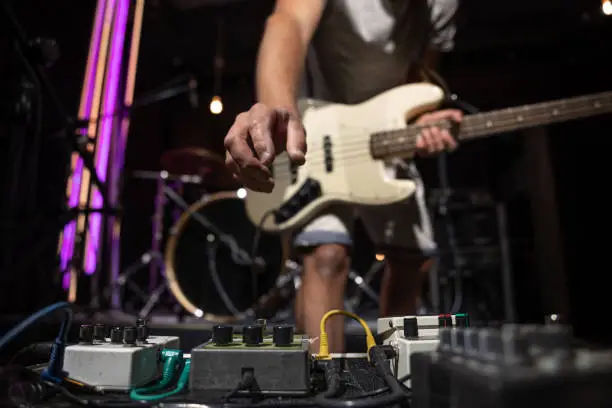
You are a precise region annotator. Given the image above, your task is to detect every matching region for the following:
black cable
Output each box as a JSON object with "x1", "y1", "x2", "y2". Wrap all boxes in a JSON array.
[
  {"x1": 224, "y1": 370, "x2": 256, "y2": 402},
  {"x1": 44, "y1": 380, "x2": 157, "y2": 407},
  {"x1": 250, "y1": 209, "x2": 280, "y2": 304},
  {"x1": 207, "y1": 241, "x2": 241, "y2": 317},
  {"x1": 397, "y1": 373, "x2": 411, "y2": 384}
]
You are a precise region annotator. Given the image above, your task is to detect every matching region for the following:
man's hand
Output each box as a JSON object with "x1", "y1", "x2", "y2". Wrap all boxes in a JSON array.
[
  {"x1": 414, "y1": 109, "x2": 463, "y2": 156},
  {"x1": 224, "y1": 103, "x2": 306, "y2": 193}
]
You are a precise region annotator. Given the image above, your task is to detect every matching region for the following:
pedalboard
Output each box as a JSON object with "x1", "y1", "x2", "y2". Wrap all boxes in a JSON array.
[
  {"x1": 189, "y1": 323, "x2": 311, "y2": 394},
  {"x1": 410, "y1": 324, "x2": 612, "y2": 408},
  {"x1": 377, "y1": 313, "x2": 469, "y2": 386},
  {"x1": 63, "y1": 321, "x2": 180, "y2": 391}
]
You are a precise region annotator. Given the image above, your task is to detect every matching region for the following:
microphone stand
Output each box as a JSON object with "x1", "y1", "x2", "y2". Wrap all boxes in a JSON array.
[{"x1": 1, "y1": 1, "x2": 116, "y2": 281}]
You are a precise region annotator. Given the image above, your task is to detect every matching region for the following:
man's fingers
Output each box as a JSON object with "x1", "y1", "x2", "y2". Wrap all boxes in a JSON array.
[
  {"x1": 430, "y1": 128, "x2": 445, "y2": 152},
  {"x1": 286, "y1": 116, "x2": 306, "y2": 165},
  {"x1": 248, "y1": 103, "x2": 276, "y2": 165}
]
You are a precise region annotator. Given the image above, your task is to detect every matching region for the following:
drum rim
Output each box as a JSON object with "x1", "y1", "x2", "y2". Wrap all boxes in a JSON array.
[{"x1": 164, "y1": 190, "x2": 288, "y2": 322}]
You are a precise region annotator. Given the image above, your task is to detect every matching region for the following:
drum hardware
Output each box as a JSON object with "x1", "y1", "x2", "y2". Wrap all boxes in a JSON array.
[
  {"x1": 159, "y1": 147, "x2": 240, "y2": 190},
  {"x1": 346, "y1": 260, "x2": 384, "y2": 311},
  {"x1": 164, "y1": 190, "x2": 287, "y2": 322},
  {"x1": 108, "y1": 170, "x2": 209, "y2": 315}
]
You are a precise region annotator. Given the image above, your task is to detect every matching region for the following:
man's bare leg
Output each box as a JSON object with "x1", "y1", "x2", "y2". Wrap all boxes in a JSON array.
[
  {"x1": 295, "y1": 244, "x2": 350, "y2": 352},
  {"x1": 379, "y1": 253, "x2": 430, "y2": 317}
]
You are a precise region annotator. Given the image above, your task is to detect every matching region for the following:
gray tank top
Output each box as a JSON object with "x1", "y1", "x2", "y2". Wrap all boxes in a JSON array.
[{"x1": 305, "y1": 0, "x2": 434, "y2": 105}]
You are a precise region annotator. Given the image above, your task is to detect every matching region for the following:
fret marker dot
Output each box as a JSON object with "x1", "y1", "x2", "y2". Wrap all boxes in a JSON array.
[
  {"x1": 486, "y1": 121, "x2": 493, "y2": 128},
  {"x1": 553, "y1": 109, "x2": 559, "y2": 115},
  {"x1": 595, "y1": 102, "x2": 601, "y2": 108},
  {"x1": 517, "y1": 116, "x2": 523, "y2": 122}
]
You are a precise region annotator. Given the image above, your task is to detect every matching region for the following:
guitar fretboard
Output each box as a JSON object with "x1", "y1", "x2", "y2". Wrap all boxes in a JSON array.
[{"x1": 370, "y1": 91, "x2": 612, "y2": 159}]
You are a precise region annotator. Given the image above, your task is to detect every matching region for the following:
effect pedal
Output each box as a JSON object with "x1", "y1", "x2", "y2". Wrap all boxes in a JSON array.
[
  {"x1": 63, "y1": 323, "x2": 180, "y2": 390},
  {"x1": 377, "y1": 313, "x2": 469, "y2": 386},
  {"x1": 189, "y1": 323, "x2": 311, "y2": 394}
]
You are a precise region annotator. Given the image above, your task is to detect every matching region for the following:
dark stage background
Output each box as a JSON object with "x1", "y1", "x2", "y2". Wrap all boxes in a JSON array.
[{"x1": 1, "y1": 0, "x2": 610, "y2": 344}]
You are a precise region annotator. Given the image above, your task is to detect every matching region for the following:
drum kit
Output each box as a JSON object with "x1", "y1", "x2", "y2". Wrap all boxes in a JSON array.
[{"x1": 112, "y1": 146, "x2": 382, "y2": 322}]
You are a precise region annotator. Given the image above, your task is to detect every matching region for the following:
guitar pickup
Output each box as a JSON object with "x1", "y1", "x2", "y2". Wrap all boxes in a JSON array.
[
  {"x1": 274, "y1": 178, "x2": 322, "y2": 224},
  {"x1": 323, "y1": 135, "x2": 333, "y2": 173}
]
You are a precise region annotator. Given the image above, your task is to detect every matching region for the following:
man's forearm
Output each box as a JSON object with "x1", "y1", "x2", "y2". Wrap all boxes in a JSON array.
[{"x1": 256, "y1": 14, "x2": 308, "y2": 116}]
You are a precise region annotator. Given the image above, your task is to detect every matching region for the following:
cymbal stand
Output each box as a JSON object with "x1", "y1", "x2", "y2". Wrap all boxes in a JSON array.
[
  {"x1": 110, "y1": 171, "x2": 202, "y2": 314},
  {"x1": 346, "y1": 260, "x2": 384, "y2": 311}
]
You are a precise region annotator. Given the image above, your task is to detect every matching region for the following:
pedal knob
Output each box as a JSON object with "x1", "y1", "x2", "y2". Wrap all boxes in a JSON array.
[
  {"x1": 93, "y1": 324, "x2": 107, "y2": 342},
  {"x1": 403, "y1": 317, "x2": 418, "y2": 339},
  {"x1": 212, "y1": 325, "x2": 233, "y2": 345},
  {"x1": 110, "y1": 327, "x2": 123, "y2": 344},
  {"x1": 137, "y1": 325, "x2": 149, "y2": 343},
  {"x1": 273, "y1": 325, "x2": 294, "y2": 346},
  {"x1": 123, "y1": 326, "x2": 137, "y2": 345},
  {"x1": 136, "y1": 318, "x2": 148, "y2": 328},
  {"x1": 79, "y1": 324, "x2": 93, "y2": 344},
  {"x1": 243, "y1": 325, "x2": 263, "y2": 346},
  {"x1": 438, "y1": 314, "x2": 452, "y2": 328}
]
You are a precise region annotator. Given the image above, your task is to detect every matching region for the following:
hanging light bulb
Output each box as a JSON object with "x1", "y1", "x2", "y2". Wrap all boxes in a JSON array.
[
  {"x1": 603, "y1": 0, "x2": 612, "y2": 15},
  {"x1": 209, "y1": 95, "x2": 223, "y2": 114}
]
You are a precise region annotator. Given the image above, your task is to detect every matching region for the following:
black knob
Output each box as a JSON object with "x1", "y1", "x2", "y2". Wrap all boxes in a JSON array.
[
  {"x1": 403, "y1": 317, "x2": 418, "y2": 338},
  {"x1": 79, "y1": 324, "x2": 93, "y2": 343},
  {"x1": 110, "y1": 327, "x2": 123, "y2": 344},
  {"x1": 136, "y1": 318, "x2": 148, "y2": 327},
  {"x1": 93, "y1": 324, "x2": 107, "y2": 342},
  {"x1": 213, "y1": 325, "x2": 233, "y2": 345},
  {"x1": 123, "y1": 326, "x2": 137, "y2": 345},
  {"x1": 243, "y1": 325, "x2": 263, "y2": 346},
  {"x1": 438, "y1": 314, "x2": 452, "y2": 328},
  {"x1": 137, "y1": 325, "x2": 149, "y2": 343},
  {"x1": 273, "y1": 325, "x2": 294, "y2": 346}
]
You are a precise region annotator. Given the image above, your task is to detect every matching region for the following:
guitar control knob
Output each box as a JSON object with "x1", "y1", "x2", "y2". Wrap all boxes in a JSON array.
[
  {"x1": 93, "y1": 324, "x2": 107, "y2": 342},
  {"x1": 403, "y1": 317, "x2": 418, "y2": 339},
  {"x1": 243, "y1": 325, "x2": 263, "y2": 346},
  {"x1": 110, "y1": 327, "x2": 123, "y2": 344},
  {"x1": 79, "y1": 325, "x2": 93, "y2": 344},
  {"x1": 213, "y1": 325, "x2": 233, "y2": 345},
  {"x1": 123, "y1": 326, "x2": 137, "y2": 345},
  {"x1": 273, "y1": 325, "x2": 294, "y2": 346}
]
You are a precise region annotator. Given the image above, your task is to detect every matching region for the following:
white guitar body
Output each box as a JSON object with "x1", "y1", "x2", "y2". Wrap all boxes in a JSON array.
[{"x1": 245, "y1": 83, "x2": 446, "y2": 233}]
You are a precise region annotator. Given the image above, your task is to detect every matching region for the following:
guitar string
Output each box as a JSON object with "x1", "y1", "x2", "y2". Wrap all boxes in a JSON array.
[
  {"x1": 286, "y1": 100, "x2": 612, "y2": 161},
  {"x1": 262, "y1": 103, "x2": 612, "y2": 179}
]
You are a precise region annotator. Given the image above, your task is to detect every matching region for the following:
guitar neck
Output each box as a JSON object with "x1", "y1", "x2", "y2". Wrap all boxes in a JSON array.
[{"x1": 371, "y1": 91, "x2": 612, "y2": 160}]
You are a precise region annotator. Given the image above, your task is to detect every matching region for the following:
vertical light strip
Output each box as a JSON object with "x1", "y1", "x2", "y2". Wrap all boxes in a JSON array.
[
  {"x1": 110, "y1": 0, "x2": 145, "y2": 308},
  {"x1": 84, "y1": 0, "x2": 129, "y2": 274},
  {"x1": 62, "y1": 0, "x2": 116, "y2": 289},
  {"x1": 59, "y1": 0, "x2": 107, "y2": 283}
]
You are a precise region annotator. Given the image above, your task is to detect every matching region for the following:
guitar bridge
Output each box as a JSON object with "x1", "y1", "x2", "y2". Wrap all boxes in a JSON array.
[{"x1": 274, "y1": 178, "x2": 322, "y2": 224}]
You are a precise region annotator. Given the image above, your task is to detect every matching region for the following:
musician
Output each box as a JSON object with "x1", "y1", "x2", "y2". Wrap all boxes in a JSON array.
[{"x1": 224, "y1": 0, "x2": 463, "y2": 352}]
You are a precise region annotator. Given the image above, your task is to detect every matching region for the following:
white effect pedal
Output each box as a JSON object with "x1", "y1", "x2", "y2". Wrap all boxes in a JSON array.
[
  {"x1": 63, "y1": 325, "x2": 179, "y2": 391},
  {"x1": 377, "y1": 314, "x2": 468, "y2": 387}
]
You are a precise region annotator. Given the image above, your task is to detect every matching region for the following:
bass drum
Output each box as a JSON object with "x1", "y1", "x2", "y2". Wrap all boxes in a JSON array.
[{"x1": 164, "y1": 190, "x2": 287, "y2": 322}]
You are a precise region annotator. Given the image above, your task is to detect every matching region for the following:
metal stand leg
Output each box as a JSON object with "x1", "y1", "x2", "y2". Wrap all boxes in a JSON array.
[
  {"x1": 110, "y1": 173, "x2": 167, "y2": 311},
  {"x1": 139, "y1": 281, "x2": 168, "y2": 318},
  {"x1": 497, "y1": 203, "x2": 516, "y2": 322}
]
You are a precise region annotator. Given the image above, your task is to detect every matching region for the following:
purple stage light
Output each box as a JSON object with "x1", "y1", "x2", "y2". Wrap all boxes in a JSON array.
[
  {"x1": 60, "y1": 0, "x2": 108, "y2": 287},
  {"x1": 84, "y1": 0, "x2": 129, "y2": 274}
]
